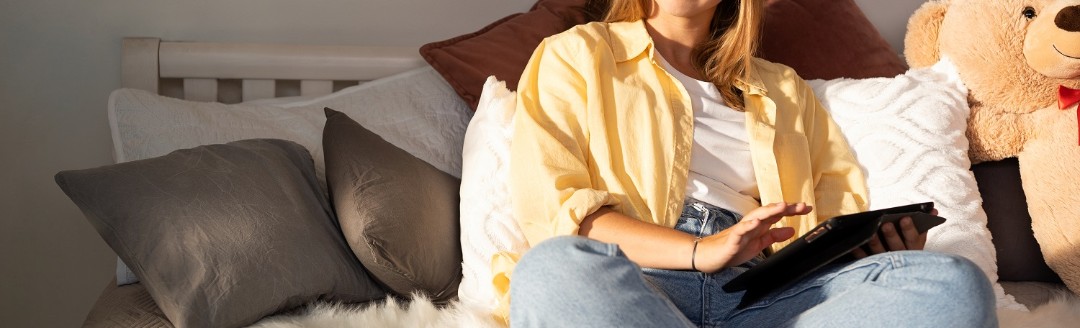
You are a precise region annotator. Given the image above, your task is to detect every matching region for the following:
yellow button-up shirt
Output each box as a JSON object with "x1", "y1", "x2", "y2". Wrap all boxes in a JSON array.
[{"x1": 495, "y1": 20, "x2": 868, "y2": 319}]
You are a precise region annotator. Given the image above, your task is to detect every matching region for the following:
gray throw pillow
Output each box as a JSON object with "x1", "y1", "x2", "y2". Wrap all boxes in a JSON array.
[
  {"x1": 55, "y1": 139, "x2": 386, "y2": 328},
  {"x1": 322, "y1": 108, "x2": 462, "y2": 302}
]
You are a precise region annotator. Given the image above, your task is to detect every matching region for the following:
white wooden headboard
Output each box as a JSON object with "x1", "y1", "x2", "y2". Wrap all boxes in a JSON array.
[{"x1": 121, "y1": 37, "x2": 427, "y2": 103}]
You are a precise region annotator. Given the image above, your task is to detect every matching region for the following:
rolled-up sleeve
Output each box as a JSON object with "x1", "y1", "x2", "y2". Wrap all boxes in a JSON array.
[
  {"x1": 510, "y1": 38, "x2": 618, "y2": 247},
  {"x1": 800, "y1": 79, "x2": 869, "y2": 219}
]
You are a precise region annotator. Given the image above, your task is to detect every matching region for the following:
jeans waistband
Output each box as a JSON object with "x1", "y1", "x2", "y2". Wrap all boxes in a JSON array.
[
  {"x1": 676, "y1": 197, "x2": 743, "y2": 237},
  {"x1": 681, "y1": 197, "x2": 741, "y2": 222}
]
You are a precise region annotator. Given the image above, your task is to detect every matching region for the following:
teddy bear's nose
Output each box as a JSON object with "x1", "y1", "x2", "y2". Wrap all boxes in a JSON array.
[{"x1": 1057, "y1": 5, "x2": 1080, "y2": 32}]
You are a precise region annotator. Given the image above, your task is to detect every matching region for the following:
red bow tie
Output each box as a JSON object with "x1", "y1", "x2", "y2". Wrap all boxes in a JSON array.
[
  {"x1": 1061, "y1": 85, "x2": 1080, "y2": 145},
  {"x1": 1061, "y1": 85, "x2": 1080, "y2": 110}
]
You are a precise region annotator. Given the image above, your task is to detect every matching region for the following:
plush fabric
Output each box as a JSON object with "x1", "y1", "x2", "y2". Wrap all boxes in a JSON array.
[
  {"x1": 323, "y1": 108, "x2": 462, "y2": 302},
  {"x1": 1000, "y1": 282, "x2": 1075, "y2": 310},
  {"x1": 808, "y1": 59, "x2": 1021, "y2": 310},
  {"x1": 456, "y1": 77, "x2": 527, "y2": 313},
  {"x1": 996, "y1": 282, "x2": 1080, "y2": 328},
  {"x1": 56, "y1": 139, "x2": 386, "y2": 328},
  {"x1": 252, "y1": 295, "x2": 501, "y2": 328},
  {"x1": 108, "y1": 65, "x2": 473, "y2": 285},
  {"x1": 905, "y1": 0, "x2": 1080, "y2": 295},
  {"x1": 759, "y1": 0, "x2": 907, "y2": 79},
  {"x1": 251, "y1": 283, "x2": 1080, "y2": 328},
  {"x1": 419, "y1": 0, "x2": 597, "y2": 109}
]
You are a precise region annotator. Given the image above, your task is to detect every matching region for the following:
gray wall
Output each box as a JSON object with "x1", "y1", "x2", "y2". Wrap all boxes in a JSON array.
[
  {"x1": 0, "y1": 0, "x2": 925, "y2": 326},
  {"x1": 854, "y1": 0, "x2": 927, "y2": 58}
]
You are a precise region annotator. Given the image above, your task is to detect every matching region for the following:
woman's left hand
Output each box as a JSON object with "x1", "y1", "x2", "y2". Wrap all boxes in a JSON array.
[{"x1": 851, "y1": 209, "x2": 936, "y2": 258}]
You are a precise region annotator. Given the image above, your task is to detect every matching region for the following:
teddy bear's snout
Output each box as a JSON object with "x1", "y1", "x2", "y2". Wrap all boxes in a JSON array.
[{"x1": 1056, "y1": 5, "x2": 1080, "y2": 32}]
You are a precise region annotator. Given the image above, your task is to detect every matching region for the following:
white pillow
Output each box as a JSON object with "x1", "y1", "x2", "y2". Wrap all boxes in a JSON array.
[
  {"x1": 809, "y1": 59, "x2": 1021, "y2": 310},
  {"x1": 108, "y1": 65, "x2": 473, "y2": 285},
  {"x1": 110, "y1": 66, "x2": 470, "y2": 179},
  {"x1": 458, "y1": 61, "x2": 1024, "y2": 311},
  {"x1": 456, "y1": 77, "x2": 528, "y2": 312}
]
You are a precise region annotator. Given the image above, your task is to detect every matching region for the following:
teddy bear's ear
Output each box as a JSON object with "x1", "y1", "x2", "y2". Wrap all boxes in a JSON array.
[{"x1": 904, "y1": 0, "x2": 949, "y2": 68}]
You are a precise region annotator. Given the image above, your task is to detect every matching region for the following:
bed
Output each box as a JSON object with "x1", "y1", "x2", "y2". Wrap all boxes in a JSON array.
[
  {"x1": 79, "y1": 33, "x2": 496, "y2": 326},
  {"x1": 64, "y1": 0, "x2": 1077, "y2": 327}
]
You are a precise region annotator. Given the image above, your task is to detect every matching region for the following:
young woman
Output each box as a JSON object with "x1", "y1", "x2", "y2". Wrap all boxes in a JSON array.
[{"x1": 504, "y1": 0, "x2": 997, "y2": 327}]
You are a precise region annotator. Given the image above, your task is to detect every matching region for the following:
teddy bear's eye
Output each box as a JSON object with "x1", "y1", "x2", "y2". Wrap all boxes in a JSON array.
[{"x1": 1023, "y1": 6, "x2": 1037, "y2": 19}]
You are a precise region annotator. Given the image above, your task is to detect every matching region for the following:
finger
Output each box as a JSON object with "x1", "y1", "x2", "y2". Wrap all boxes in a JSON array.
[
  {"x1": 852, "y1": 247, "x2": 867, "y2": 259},
  {"x1": 931, "y1": 208, "x2": 939, "y2": 216},
  {"x1": 738, "y1": 215, "x2": 792, "y2": 247},
  {"x1": 867, "y1": 233, "x2": 886, "y2": 254},
  {"x1": 758, "y1": 227, "x2": 795, "y2": 246},
  {"x1": 745, "y1": 202, "x2": 788, "y2": 221},
  {"x1": 899, "y1": 217, "x2": 921, "y2": 248},
  {"x1": 751, "y1": 228, "x2": 795, "y2": 257},
  {"x1": 725, "y1": 218, "x2": 765, "y2": 247},
  {"x1": 881, "y1": 222, "x2": 906, "y2": 251},
  {"x1": 741, "y1": 218, "x2": 778, "y2": 244},
  {"x1": 779, "y1": 202, "x2": 812, "y2": 217},
  {"x1": 916, "y1": 232, "x2": 928, "y2": 250},
  {"x1": 750, "y1": 202, "x2": 813, "y2": 225}
]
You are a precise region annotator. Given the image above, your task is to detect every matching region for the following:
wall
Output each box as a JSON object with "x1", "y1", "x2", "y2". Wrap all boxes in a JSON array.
[
  {"x1": 854, "y1": 0, "x2": 927, "y2": 59},
  {"x1": 0, "y1": 0, "x2": 925, "y2": 326}
]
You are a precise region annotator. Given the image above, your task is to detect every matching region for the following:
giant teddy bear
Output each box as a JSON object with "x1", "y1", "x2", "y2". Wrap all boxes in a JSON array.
[{"x1": 904, "y1": 0, "x2": 1080, "y2": 294}]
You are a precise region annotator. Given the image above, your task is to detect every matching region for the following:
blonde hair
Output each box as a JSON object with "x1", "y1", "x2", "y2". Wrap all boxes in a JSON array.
[{"x1": 604, "y1": 0, "x2": 764, "y2": 110}]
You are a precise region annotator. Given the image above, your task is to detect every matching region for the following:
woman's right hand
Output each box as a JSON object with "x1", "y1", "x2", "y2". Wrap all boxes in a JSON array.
[{"x1": 692, "y1": 202, "x2": 811, "y2": 273}]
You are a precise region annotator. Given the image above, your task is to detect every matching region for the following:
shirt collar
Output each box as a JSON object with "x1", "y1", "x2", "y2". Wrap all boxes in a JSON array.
[{"x1": 608, "y1": 20, "x2": 768, "y2": 95}]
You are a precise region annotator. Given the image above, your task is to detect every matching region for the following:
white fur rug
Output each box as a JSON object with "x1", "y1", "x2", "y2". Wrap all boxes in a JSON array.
[
  {"x1": 998, "y1": 297, "x2": 1080, "y2": 328},
  {"x1": 251, "y1": 296, "x2": 501, "y2": 328},
  {"x1": 252, "y1": 293, "x2": 1080, "y2": 328}
]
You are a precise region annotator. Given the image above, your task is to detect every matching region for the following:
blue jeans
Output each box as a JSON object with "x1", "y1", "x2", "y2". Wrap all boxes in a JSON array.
[{"x1": 510, "y1": 199, "x2": 997, "y2": 328}]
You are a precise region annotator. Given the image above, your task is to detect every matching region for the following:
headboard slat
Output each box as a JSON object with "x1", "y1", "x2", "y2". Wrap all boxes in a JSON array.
[
  {"x1": 242, "y1": 79, "x2": 275, "y2": 102},
  {"x1": 183, "y1": 78, "x2": 218, "y2": 102},
  {"x1": 300, "y1": 80, "x2": 333, "y2": 97}
]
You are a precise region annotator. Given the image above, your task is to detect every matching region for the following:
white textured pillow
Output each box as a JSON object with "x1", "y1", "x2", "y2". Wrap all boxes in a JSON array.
[
  {"x1": 108, "y1": 66, "x2": 473, "y2": 285},
  {"x1": 809, "y1": 59, "x2": 1021, "y2": 310},
  {"x1": 110, "y1": 66, "x2": 470, "y2": 179},
  {"x1": 457, "y1": 77, "x2": 528, "y2": 312}
]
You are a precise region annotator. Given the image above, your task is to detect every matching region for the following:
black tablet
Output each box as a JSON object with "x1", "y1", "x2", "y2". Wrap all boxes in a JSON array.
[{"x1": 721, "y1": 202, "x2": 945, "y2": 309}]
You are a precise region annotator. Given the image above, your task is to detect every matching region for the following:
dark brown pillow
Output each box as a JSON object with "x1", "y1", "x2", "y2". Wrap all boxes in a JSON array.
[
  {"x1": 421, "y1": 0, "x2": 904, "y2": 110},
  {"x1": 322, "y1": 108, "x2": 462, "y2": 302},
  {"x1": 759, "y1": 0, "x2": 907, "y2": 79},
  {"x1": 419, "y1": 0, "x2": 597, "y2": 109},
  {"x1": 55, "y1": 139, "x2": 386, "y2": 328},
  {"x1": 972, "y1": 158, "x2": 1063, "y2": 283}
]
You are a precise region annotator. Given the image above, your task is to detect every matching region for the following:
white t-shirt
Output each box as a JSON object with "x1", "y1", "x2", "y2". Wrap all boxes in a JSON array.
[{"x1": 657, "y1": 54, "x2": 761, "y2": 216}]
